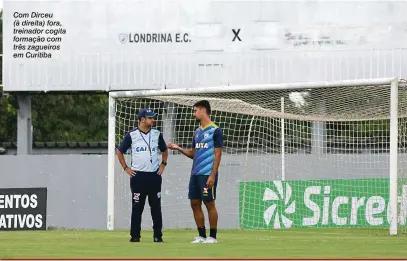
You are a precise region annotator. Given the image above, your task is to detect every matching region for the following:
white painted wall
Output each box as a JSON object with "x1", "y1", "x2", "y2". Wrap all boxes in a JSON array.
[{"x1": 4, "y1": 0, "x2": 407, "y2": 91}]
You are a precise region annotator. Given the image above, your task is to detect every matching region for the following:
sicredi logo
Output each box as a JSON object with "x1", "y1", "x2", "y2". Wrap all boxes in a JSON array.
[
  {"x1": 260, "y1": 182, "x2": 407, "y2": 228},
  {"x1": 263, "y1": 181, "x2": 295, "y2": 229},
  {"x1": 302, "y1": 185, "x2": 407, "y2": 226}
]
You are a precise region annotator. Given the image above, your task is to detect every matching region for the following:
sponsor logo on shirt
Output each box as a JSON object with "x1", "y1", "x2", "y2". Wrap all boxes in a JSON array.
[
  {"x1": 195, "y1": 143, "x2": 209, "y2": 149},
  {"x1": 135, "y1": 146, "x2": 156, "y2": 152}
]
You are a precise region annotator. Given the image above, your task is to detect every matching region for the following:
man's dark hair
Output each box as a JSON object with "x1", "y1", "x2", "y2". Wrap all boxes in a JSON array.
[{"x1": 193, "y1": 100, "x2": 211, "y2": 115}]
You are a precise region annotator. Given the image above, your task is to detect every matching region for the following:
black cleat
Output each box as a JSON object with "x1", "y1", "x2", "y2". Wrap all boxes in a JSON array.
[
  {"x1": 130, "y1": 237, "x2": 140, "y2": 242},
  {"x1": 154, "y1": 237, "x2": 163, "y2": 243}
]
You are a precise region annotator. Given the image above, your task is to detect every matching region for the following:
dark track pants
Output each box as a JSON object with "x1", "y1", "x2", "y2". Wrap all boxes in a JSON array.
[{"x1": 130, "y1": 171, "x2": 163, "y2": 239}]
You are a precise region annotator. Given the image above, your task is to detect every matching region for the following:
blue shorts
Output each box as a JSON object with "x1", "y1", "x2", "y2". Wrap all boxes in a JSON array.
[{"x1": 188, "y1": 174, "x2": 218, "y2": 201}]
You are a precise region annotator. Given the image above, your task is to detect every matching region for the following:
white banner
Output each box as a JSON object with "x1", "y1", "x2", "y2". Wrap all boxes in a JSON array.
[{"x1": 3, "y1": 0, "x2": 407, "y2": 92}]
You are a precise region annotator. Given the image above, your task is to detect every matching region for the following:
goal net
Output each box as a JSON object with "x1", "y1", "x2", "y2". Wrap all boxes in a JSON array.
[{"x1": 108, "y1": 78, "x2": 407, "y2": 235}]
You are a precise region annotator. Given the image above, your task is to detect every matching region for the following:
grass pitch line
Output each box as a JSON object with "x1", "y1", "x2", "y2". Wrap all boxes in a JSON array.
[{"x1": 0, "y1": 258, "x2": 407, "y2": 261}]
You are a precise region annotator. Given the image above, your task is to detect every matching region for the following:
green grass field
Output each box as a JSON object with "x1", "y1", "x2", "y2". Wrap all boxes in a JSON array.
[{"x1": 1, "y1": 229, "x2": 407, "y2": 259}]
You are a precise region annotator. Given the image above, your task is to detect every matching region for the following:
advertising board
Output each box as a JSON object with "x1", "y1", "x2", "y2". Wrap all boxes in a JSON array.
[
  {"x1": 0, "y1": 187, "x2": 47, "y2": 230},
  {"x1": 239, "y1": 178, "x2": 407, "y2": 229}
]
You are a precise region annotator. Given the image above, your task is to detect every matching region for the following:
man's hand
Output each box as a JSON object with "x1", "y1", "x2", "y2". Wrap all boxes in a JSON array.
[
  {"x1": 168, "y1": 142, "x2": 195, "y2": 159},
  {"x1": 167, "y1": 142, "x2": 180, "y2": 150},
  {"x1": 125, "y1": 167, "x2": 136, "y2": 177},
  {"x1": 157, "y1": 163, "x2": 166, "y2": 175},
  {"x1": 206, "y1": 175, "x2": 215, "y2": 189}
]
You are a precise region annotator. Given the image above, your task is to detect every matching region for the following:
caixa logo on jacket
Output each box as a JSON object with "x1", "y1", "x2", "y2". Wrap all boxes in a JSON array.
[{"x1": 135, "y1": 146, "x2": 156, "y2": 153}]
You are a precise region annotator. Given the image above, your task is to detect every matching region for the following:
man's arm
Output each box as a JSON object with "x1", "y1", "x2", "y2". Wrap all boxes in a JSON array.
[
  {"x1": 158, "y1": 133, "x2": 169, "y2": 163},
  {"x1": 116, "y1": 133, "x2": 132, "y2": 170},
  {"x1": 178, "y1": 147, "x2": 195, "y2": 159},
  {"x1": 179, "y1": 131, "x2": 197, "y2": 159},
  {"x1": 157, "y1": 133, "x2": 169, "y2": 175},
  {"x1": 210, "y1": 128, "x2": 223, "y2": 178}
]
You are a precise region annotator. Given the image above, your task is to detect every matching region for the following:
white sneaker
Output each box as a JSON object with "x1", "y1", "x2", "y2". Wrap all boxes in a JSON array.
[
  {"x1": 203, "y1": 237, "x2": 217, "y2": 243},
  {"x1": 190, "y1": 236, "x2": 206, "y2": 243}
]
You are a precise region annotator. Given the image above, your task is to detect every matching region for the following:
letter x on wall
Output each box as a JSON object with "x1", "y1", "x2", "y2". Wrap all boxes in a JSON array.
[{"x1": 232, "y1": 29, "x2": 242, "y2": 41}]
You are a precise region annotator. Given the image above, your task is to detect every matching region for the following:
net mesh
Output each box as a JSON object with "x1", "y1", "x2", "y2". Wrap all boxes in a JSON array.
[{"x1": 112, "y1": 80, "x2": 407, "y2": 234}]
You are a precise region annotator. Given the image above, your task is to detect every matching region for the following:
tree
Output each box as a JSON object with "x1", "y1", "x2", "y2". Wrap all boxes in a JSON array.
[{"x1": 31, "y1": 93, "x2": 108, "y2": 142}]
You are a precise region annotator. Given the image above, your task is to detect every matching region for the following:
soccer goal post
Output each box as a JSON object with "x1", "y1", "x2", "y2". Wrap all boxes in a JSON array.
[{"x1": 107, "y1": 78, "x2": 407, "y2": 235}]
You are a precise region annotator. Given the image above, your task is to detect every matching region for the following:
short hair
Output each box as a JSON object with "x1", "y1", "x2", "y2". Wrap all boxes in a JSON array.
[{"x1": 193, "y1": 100, "x2": 211, "y2": 115}]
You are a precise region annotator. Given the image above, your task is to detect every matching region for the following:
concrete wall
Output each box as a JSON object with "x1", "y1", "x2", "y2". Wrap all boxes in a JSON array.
[
  {"x1": 1, "y1": 153, "x2": 406, "y2": 230},
  {"x1": 4, "y1": 0, "x2": 407, "y2": 91}
]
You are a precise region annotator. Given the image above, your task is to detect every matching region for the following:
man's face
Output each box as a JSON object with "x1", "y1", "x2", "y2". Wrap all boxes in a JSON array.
[
  {"x1": 142, "y1": 117, "x2": 155, "y2": 127},
  {"x1": 193, "y1": 106, "x2": 205, "y2": 122}
]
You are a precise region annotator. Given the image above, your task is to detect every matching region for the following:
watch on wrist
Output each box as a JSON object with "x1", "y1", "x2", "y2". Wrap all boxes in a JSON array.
[{"x1": 161, "y1": 161, "x2": 167, "y2": 166}]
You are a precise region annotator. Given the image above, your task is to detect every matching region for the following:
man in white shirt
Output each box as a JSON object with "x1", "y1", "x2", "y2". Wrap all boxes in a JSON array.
[{"x1": 116, "y1": 108, "x2": 168, "y2": 243}]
